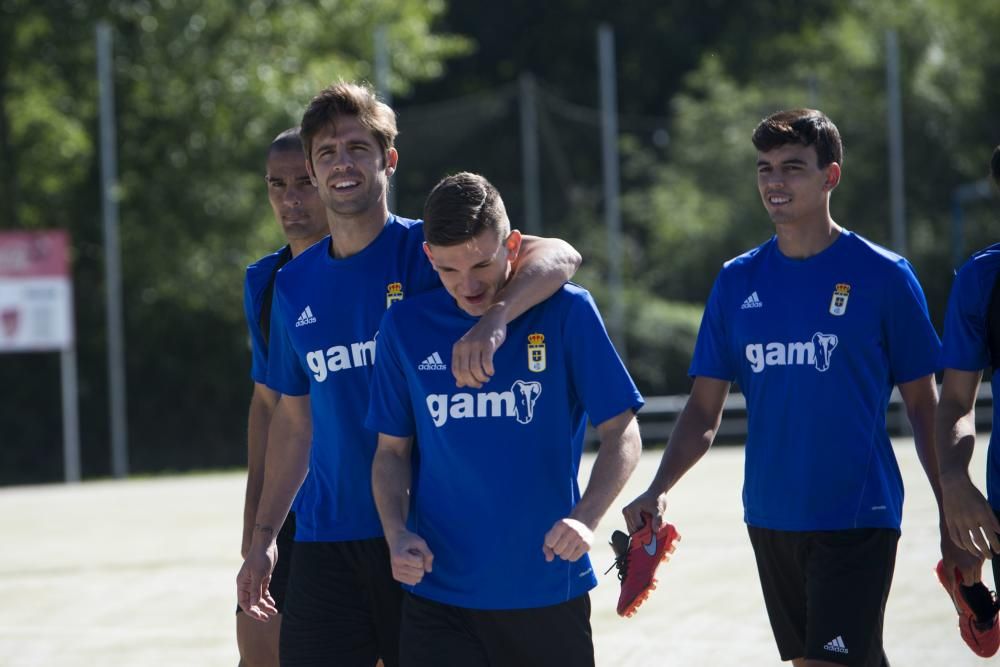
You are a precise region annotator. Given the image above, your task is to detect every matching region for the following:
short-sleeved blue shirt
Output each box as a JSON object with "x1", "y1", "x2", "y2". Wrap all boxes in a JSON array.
[
  {"x1": 243, "y1": 245, "x2": 291, "y2": 384},
  {"x1": 266, "y1": 216, "x2": 440, "y2": 542},
  {"x1": 691, "y1": 230, "x2": 940, "y2": 531},
  {"x1": 940, "y1": 242, "x2": 1000, "y2": 508},
  {"x1": 366, "y1": 284, "x2": 643, "y2": 609}
]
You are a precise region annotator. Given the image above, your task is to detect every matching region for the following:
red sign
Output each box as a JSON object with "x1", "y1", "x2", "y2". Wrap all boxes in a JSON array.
[{"x1": 0, "y1": 231, "x2": 74, "y2": 351}]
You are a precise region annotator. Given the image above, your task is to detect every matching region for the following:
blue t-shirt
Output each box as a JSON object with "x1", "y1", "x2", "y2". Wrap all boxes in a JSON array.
[
  {"x1": 366, "y1": 283, "x2": 644, "y2": 610},
  {"x1": 940, "y1": 242, "x2": 1000, "y2": 508},
  {"x1": 266, "y1": 216, "x2": 440, "y2": 542},
  {"x1": 244, "y1": 245, "x2": 300, "y2": 512},
  {"x1": 690, "y1": 230, "x2": 940, "y2": 531},
  {"x1": 244, "y1": 245, "x2": 291, "y2": 384}
]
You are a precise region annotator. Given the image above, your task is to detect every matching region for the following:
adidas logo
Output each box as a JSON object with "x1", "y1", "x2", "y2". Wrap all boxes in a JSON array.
[
  {"x1": 741, "y1": 291, "x2": 763, "y2": 310},
  {"x1": 295, "y1": 306, "x2": 317, "y2": 328},
  {"x1": 418, "y1": 351, "x2": 447, "y2": 371},
  {"x1": 823, "y1": 636, "x2": 848, "y2": 655}
]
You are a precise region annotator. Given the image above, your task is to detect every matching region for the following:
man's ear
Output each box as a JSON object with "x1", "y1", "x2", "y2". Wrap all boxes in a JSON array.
[
  {"x1": 305, "y1": 155, "x2": 318, "y2": 187},
  {"x1": 422, "y1": 241, "x2": 435, "y2": 267},
  {"x1": 823, "y1": 162, "x2": 842, "y2": 192},
  {"x1": 505, "y1": 229, "x2": 523, "y2": 263},
  {"x1": 385, "y1": 147, "x2": 399, "y2": 176}
]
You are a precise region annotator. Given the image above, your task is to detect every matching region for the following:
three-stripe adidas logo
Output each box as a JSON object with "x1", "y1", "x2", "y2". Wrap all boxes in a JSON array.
[
  {"x1": 823, "y1": 636, "x2": 848, "y2": 655},
  {"x1": 740, "y1": 291, "x2": 763, "y2": 310},
  {"x1": 418, "y1": 352, "x2": 447, "y2": 371},
  {"x1": 295, "y1": 306, "x2": 317, "y2": 327}
]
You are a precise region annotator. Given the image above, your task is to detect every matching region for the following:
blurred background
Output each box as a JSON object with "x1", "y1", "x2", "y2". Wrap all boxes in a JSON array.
[{"x1": 1, "y1": 0, "x2": 998, "y2": 485}]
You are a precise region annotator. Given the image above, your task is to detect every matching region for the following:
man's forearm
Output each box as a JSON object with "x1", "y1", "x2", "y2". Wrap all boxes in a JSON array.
[
  {"x1": 937, "y1": 400, "x2": 977, "y2": 481},
  {"x1": 572, "y1": 415, "x2": 641, "y2": 530},
  {"x1": 646, "y1": 405, "x2": 718, "y2": 496},
  {"x1": 251, "y1": 405, "x2": 310, "y2": 550},
  {"x1": 372, "y1": 441, "x2": 413, "y2": 544},
  {"x1": 492, "y1": 237, "x2": 580, "y2": 323},
  {"x1": 242, "y1": 395, "x2": 274, "y2": 555}
]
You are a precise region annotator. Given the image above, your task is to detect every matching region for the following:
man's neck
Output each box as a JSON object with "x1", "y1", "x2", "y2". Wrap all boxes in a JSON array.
[
  {"x1": 326, "y1": 204, "x2": 390, "y2": 259},
  {"x1": 774, "y1": 213, "x2": 841, "y2": 259},
  {"x1": 288, "y1": 236, "x2": 325, "y2": 258}
]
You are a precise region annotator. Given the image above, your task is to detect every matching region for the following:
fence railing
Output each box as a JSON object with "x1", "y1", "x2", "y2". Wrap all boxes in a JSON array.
[{"x1": 593, "y1": 383, "x2": 994, "y2": 446}]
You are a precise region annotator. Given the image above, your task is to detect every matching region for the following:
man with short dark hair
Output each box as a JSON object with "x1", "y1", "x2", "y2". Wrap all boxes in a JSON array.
[
  {"x1": 936, "y1": 144, "x2": 1000, "y2": 658},
  {"x1": 237, "y1": 127, "x2": 328, "y2": 667},
  {"x1": 236, "y1": 83, "x2": 581, "y2": 667},
  {"x1": 367, "y1": 172, "x2": 642, "y2": 667},
  {"x1": 623, "y1": 109, "x2": 970, "y2": 666}
]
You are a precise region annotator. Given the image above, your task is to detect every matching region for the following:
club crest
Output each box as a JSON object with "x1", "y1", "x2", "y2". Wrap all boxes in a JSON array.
[
  {"x1": 829, "y1": 283, "x2": 850, "y2": 316},
  {"x1": 386, "y1": 282, "x2": 403, "y2": 309},
  {"x1": 527, "y1": 332, "x2": 546, "y2": 372}
]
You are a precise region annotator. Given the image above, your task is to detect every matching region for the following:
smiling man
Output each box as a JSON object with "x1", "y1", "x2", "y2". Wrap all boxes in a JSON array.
[
  {"x1": 236, "y1": 84, "x2": 582, "y2": 667},
  {"x1": 366, "y1": 172, "x2": 643, "y2": 667},
  {"x1": 623, "y1": 109, "x2": 972, "y2": 667}
]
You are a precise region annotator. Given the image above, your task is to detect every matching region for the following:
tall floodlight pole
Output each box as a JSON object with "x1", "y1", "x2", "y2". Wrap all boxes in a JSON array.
[
  {"x1": 97, "y1": 21, "x2": 129, "y2": 478},
  {"x1": 598, "y1": 24, "x2": 625, "y2": 360},
  {"x1": 374, "y1": 25, "x2": 395, "y2": 213},
  {"x1": 885, "y1": 29, "x2": 907, "y2": 255},
  {"x1": 519, "y1": 73, "x2": 542, "y2": 235}
]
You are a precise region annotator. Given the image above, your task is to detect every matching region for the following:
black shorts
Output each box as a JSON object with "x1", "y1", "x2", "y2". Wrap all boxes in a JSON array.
[
  {"x1": 748, "y1": 525, "x2": 899, "y2": 667},
  {"x1": 279, "y1": 537, "x2": 403, "y2": 667},
  {"x1": 399, "y1": 591, "x2": 593, "y2": 667},
  {"x1": 236, "y1": 511, "x2": 296, "y2": 615}
]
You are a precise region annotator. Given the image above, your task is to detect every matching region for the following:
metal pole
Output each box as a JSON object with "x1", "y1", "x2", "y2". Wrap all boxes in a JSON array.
[
  {"x1": 97, "y1": 21, "x2": 129, "y2": 478},
  {"x1": 598, "y1": 24, "x2": 625, "y2": 359},
  {"x1": 885, "y1": 29, "x2": 907, "y2": 255},
  {"x1": 519, "y1": 73, "x2": 542, "y2": 234},
  {"x1": 374, "y1": 25, "x2": 395, "y2": 213},
  {"x1": 60, "y1": 345, "x2": 81, "y2": 483}
]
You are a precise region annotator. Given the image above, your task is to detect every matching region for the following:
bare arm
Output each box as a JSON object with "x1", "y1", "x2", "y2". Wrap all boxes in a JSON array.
[
  {"x1": 372, "y1": 433, "x2": 433, "y2": 585},
  {"x1": 622, "y1": 376, "x2": 730, "y2": 533},
  {"x1": 936, "y1": 369, "x2": 1000, "y2": 567},
  {"x1": 900, "y1": 374, "x2": 985, "y2": 584},
  {"x1": 237, "y1": 393, "x2": 311, "y2": 620},
  {"x1": 452, "y1": 235, "x2": 581, "y2": 388},
  {"x1": 242, "y1": 382, "x2": 279, "y2": 558},
  {"x1": 543, "y1": 409, "x2": 642, "y2": 562}
]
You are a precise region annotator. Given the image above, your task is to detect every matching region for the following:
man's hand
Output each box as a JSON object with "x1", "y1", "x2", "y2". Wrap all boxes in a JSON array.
[
  {"x1": 622, "y1": 489, "x2": 669, "y2": 534},
  {"x1": 940, "y1": 524, "x2": 986, "y2": 587},
  {"x1": 237, "y1": 541, "x2": 278, "y2": 621},
  {"x1": 941, "y1": 472, "x2": 1000, "y2": 560},
  {"x1": 542, "y1": 518, "x2": 594, "y2": 562},
  {"x1": 388, "y1": 530, "x2": 434, "y2": 585},
  {"x1": 451, "y1": 308, "x2": 506, "y2": 388}
]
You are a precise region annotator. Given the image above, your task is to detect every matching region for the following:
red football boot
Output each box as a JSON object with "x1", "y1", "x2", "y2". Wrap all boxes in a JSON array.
[
  {"x1": 935, "y1": 559, "x2": 1000, "y2": 658},
  {"x1": 607, "y1": 513, "x2": 680, "y2": 617}
]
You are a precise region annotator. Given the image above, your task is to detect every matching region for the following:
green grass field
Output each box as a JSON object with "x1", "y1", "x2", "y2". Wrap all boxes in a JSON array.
[{"x1": 0, "y1": 438, "x2": 991, "y2": 666}]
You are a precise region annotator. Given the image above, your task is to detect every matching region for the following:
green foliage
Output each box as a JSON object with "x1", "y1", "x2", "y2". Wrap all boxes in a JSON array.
[{"x1": 0, "y1": 0, "x2": 467, "y2": 482}]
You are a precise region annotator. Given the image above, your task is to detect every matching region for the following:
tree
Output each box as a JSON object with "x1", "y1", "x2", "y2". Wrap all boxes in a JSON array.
[{"x1": 0, "y1": 0, "x2": 468, "y2": 482}]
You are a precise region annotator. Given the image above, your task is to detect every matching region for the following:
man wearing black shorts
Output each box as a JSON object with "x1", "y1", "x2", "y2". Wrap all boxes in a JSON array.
[
  {"x1": 937, "y1": 145, "x2": 1000, "y2": 657},
  {"x1": 367, "y1": 173, "x2": 643, "y2": 666},
  {"x1": 624, "y1": 109, "x2": 970, "y2": 666},
  {"x1": 238, "y1": 128, "x2": 328, "y2": 666}
]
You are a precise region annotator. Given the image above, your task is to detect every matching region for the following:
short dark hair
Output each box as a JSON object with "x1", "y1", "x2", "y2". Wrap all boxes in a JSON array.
[
  {"x1": 752, "y1": 109, "x2": 844, "y2": 169},
  {"x1": 267, "y1": 127, "x2": 303, "y2": 159},
  {"x1": 300, "y1": 81, "x2": 397, "y2": 164},
  {"x1": 991, "y1": 145, "x2": 1000, "y2": 188},
  {"x1": 423, "y1": 172, "x2": 510, "y2": 247}
]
